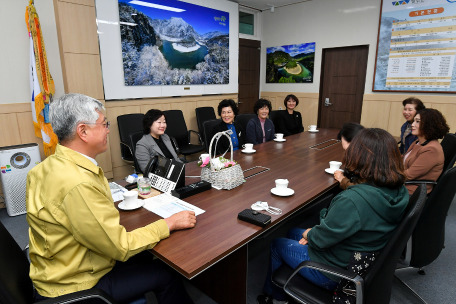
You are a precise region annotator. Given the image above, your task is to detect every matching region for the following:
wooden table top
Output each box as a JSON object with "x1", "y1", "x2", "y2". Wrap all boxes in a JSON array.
[{"x1": 117, "y1": 129, "x2": 344, "y2": 279}]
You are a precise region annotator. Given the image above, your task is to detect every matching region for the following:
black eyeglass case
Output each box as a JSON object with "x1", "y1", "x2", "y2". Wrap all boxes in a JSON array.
[{"x1": 238, "y1": 209, "x2": 271, "y2": 227}]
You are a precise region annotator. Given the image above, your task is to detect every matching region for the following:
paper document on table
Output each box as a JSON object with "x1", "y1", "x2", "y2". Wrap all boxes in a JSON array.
[{"x1": 143, "y1": 193, "x2": 205, "y2": 218}]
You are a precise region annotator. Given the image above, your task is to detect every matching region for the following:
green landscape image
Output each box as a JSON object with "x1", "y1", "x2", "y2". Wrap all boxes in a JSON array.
[{"x1": 266, "y1": 42, "x2": 315, "y2": 83}]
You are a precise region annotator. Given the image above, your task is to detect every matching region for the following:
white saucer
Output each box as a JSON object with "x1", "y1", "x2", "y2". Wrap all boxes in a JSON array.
[
  {"x1": 118, "y1": 199, "x2": 144, "y2": 211},
  {"x1": 271, "y1": 187, "x2": 294, "y2": 196},
  {"x1": 308, "y1": 130, "x2": 319, "y2": 133},
  {"x1": 274, "y1": 138, "x2": 286, "y2": 142},
  {"x1": 242, "y1": 149, "x2": 256, "y2": 154},
  {"x1": 325, "y1": 168, "x2": 343, "y2": 174}
]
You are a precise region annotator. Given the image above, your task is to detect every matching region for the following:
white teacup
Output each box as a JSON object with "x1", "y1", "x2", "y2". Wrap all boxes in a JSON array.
[
  {"x1": 242, "y1": 143, "x2": 254, "y2": 151},
  {"x1": 308, "y1": 125, "x2": 317, "y2": 131},
  {"x1": 329, "y1": 161, "x2": 342, "y2": 171},
  {"x1": 275, "y1": 179, "x2": 289, "y2": 191},
  {"x1": 122, "y1": 191, "x2": 138, "y2": 207},
  {"x1": 275, "y1": 133, "x2": 284, "y2": 140}
]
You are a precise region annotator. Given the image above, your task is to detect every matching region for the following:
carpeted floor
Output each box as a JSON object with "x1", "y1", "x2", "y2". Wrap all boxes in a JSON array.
[{"x1": 2, "y1": 196, "x2": 456, "y2": 303}]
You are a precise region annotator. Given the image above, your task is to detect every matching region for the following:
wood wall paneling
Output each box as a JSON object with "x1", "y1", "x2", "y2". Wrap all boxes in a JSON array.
[
  {"x1": 107, "y1": 106, "x2": 142, "y2": 169},
  {"x1": 56, "y1": 1, "x2": 99, "y2": 54},
  {"x1": 113, "y1": 165, "x2": 135, "y2": 183},
  {"x1": 0, "y1": 114, "x2": 22, "y2": 147},
  {"x1": 16, "y1": 112, "x2": 45, "y2": 159},
  {"x1": 59, "y1": 0, "x2": 95, "y2": 7},
  {"x1": 64, "y1": 53, "x2": 104, "y2": 99},
  {"x1": 360, "y1": 100, "x2": 391, "y2": 130}
]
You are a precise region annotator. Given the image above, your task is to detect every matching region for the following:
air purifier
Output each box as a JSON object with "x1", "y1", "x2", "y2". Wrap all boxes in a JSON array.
[{"x1": 0, "y1": 143, "x2": 41, "y2": 216}]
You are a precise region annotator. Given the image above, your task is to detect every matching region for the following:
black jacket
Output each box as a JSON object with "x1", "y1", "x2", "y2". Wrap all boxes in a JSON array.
[
  {"x1": 276, "y1": 110, "x2": 304, "y2": 137},
  {"x1": 210, "y1": 121, "x2": 245, "y2": 155},
  {"x1": 246, "y1": 117, "x2": 275, "y2": 145}
]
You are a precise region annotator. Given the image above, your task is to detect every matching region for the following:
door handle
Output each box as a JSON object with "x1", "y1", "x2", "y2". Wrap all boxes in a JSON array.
[
  {"x1": 324, "y1": 98, "x2": 332, "y2": 107},
  {"x1": 238, "y1": 101, "x2": 243, "y2": 104}
]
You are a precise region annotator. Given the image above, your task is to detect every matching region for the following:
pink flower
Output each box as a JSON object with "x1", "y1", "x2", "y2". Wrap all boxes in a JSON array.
[
  {"x1": 224, "y1": 161, "x2": 236, "y2": 168},
  {"x1": 202, "y1": 157, "x2": 210, "y2": 166}
]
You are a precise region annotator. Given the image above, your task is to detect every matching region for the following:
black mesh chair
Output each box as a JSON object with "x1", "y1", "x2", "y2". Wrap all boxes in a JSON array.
[
  {"x1": 272, "y1": 185, "x2": 427, "y2": 304},
  {"x1": 195, "y1": 107, "x2": 216, "y2": 145},
  {"x1": 0, "y1": 220, "x2": 118, "y2": 304},
  {"x1": 269, "y1": 110, "x2": 280, "y2": 128},
  {"x1": 202, "y1": 119, "x2": 221, "y2": 153},
  {"x1": 396, "y1": 167, "x2": 456, "y2": 303},
  {"x1": 117, "y1": 114, "x2": 145, "y2": 163},
  {"x1": 234, "y1": 113, "x2": 256, "y2": 134},
  {"x1": 163, "y1": 110, "x2": 204, "y2": 159},
  {"x1": 440, "y1": 133, "x2": 456, "y2": 174}
]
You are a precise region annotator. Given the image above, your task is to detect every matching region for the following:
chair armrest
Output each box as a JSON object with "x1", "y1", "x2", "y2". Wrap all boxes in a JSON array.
[
  {"x1": 283, "y1": 260, "x2": 364, "y2": 304},
  {"x1": 405, "y1": 180, "x2": 437, "y2": 185},
  {"x1": 188, "y1": 130, "x2": 203, "y2": 144},
  {"x1": 38, "y1": 288, "x2": 118, "y2": 304},
  {"x1": 169, "y1": 136, "x2": 180, "y2": 155},
  {"x1": 120, "y1": 141, "x2": 133, "y2": 155}
]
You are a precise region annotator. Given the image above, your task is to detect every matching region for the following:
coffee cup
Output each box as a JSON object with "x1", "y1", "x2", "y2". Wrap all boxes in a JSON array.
[
  {"x1": 275, "y1": 133, "x2": 284, "y2": 140},
  {"x1": 329, "y1": 161, "x2": 342, "y2": 171},
  {"x1": 275, "y1": 179, "x2": 289, "y2": 191},
  {"x1": 122, "y1": 191, "x2": 138, "y2": 207},
  {"x1": 242, "y1": 143, "x2": 254, "y2": 151},
  {"x1": 308, "y1": 125, "x2": 317, "y2": 131},
  {"x1": 137, "y1": 178, "x2": 152, "y2": 195}
]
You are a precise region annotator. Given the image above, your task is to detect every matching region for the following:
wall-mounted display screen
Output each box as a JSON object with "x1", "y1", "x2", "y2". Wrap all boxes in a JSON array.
[{"x1": 373, "y1": 0, "x2": 456, "y2": 93}]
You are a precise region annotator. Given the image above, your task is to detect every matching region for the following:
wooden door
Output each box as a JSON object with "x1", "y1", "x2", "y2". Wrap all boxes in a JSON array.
[
  {"x1": 318, "y1": 45, "x2": 369, "y2": 128},
  {"x1": 238, "y1": 39, "x2": 261, "y2": 114}
]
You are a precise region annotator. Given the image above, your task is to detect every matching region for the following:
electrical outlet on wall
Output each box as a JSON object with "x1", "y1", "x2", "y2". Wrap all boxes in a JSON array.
[{"x1": 279, "y1": 107, "x2": 283, "y2": 110}]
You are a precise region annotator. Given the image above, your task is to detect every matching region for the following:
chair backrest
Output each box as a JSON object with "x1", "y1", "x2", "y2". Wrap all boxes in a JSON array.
[
  {"x1": 234, "y1": 113, "x2": 256, "y2": 134},
  {"x1": 0, "y1": 221, "x2": 34, "y2": 304},
  {"x1": 195, "y1": 107, "x2": 216, "y2": 141},
  {"x1": 410, "y1": 166, "x2": 456, "y2": 267},
  {"x1": 203, "y1": 119, "x2": 221, "y2": 153},
  {"x1": 362, "y1": 184, "x2": 427, "y2": 304},
  {"x1": 117, "y1": 114, "x2": 145, "y2": 161},
  {"x1": 130, "y1": 131, "x2": 145, "y2": 174},
  {"x1": 269, "y1": 110, "x2": 280, "y2": 128},
  {"x1": 163, "y1": 110, "x2": 189, "y2": 148},
  {"x1": 440, "y1": 133, "x2": 456, "y2": 173}
]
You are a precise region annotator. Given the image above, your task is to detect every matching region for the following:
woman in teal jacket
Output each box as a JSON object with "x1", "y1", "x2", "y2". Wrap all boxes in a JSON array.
[{"x1": 258, "y1": 128, "x2": 409, "y2": 304}]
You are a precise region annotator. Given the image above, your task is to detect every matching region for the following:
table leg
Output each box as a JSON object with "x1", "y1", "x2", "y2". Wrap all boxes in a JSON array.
[{"x1": 191, "y1": 244, "x2": 247, "y2": 304}]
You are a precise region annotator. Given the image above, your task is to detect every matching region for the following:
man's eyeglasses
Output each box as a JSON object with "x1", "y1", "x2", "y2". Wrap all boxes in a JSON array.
[{"x1": 82, "y1": 121, "x2": 110, "y2": 129}]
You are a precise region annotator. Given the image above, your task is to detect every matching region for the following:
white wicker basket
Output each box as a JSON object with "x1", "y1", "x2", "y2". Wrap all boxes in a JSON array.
[{"x1": 201, "y1": 130, "x2": 244, "y2": 190}]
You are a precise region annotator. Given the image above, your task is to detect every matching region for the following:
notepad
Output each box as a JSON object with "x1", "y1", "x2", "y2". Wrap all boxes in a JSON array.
[{"x1": 143, "y1": 193, "x2": 205, "y2": 218}]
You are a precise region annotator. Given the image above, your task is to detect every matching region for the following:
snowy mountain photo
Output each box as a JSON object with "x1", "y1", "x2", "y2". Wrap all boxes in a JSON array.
[{"x1": 118, "y1": 0, "x2": 229, "y2": 86}]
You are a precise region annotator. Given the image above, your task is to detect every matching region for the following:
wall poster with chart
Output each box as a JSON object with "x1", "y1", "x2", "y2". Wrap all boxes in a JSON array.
[{"x1": 373, "y1": 0, "x2": 456, "y2": 93}]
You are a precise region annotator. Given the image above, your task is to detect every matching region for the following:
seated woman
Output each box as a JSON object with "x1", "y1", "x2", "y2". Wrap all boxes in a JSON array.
[
  {"x1": 257, "y1": 128, "x2": 409, "y2": 304},
  {"x1": 210, "y1": 99, "x2": 245, "y2": 155},
  {"x1": 246, "y1": 99, "x2": 275, "y2": 145},
  {"x1": 333, "y1": 122, "x2": 365, "y2": 190},
  {"x1": 400, "y1": 97, "x2": 425, "y2": 154},
  {"x1": 404, "y1": 108, "x2": 449, "y2": 195},
  {"x1": 135, "y1": 109, "x2": 182, "y2": 174},
  {"x1": 276, "y1": 94, "x2": 304, "y2": 137}
]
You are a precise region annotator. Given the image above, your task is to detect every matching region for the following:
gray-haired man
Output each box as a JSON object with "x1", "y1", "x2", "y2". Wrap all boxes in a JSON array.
[{"x1": 27, "y1": 93, "x2": 195, "y2": 303}]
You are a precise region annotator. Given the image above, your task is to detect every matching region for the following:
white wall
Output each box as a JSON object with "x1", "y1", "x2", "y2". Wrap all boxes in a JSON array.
[
  {"x1": 0, "y1": 0, "x2": 64, "y2": 105},
  {"x1": 260, "y1": 0, "x2": 380, "y2": 94}
]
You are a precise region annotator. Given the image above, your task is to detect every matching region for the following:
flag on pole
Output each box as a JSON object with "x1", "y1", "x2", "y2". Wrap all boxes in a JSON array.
[{"x1": 26, "y1": 0, "x2": 58, "y2": 156}]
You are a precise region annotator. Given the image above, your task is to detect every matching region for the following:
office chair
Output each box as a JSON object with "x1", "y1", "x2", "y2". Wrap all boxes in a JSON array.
[
  {"x1": 202, "y1": 119, "x2": 221, "y2": 153},
  {"x1": 234, "y1": 113, "x2": 257, "y2": 134},
  {"x1": 163, "y1": 110, "x2": 204, "y2": 159},
  {"x1": 439, "y1": 133, "x2": 456, "y2": 174},
  {"x1": 130, "y1": 131, "x2": 181, "y2": 174},
  {"x1": 195, "y1": 107, "x2": 216, "y2": 145},
  {"x1": 272, "y1": 185, "x2": 427, "y2": 304},
  {"x1": 396, "y1": 167, "x2": 456, "y2": 303},
  {"x1": 0, "y1": 220, "x2": 119, "y2": 304},
  {"x1": 117, "y1": 114, "x2": 145, "y2": 163},
  {"x1": 269, "y1": 110, "x2": 280, "y2": 128}
]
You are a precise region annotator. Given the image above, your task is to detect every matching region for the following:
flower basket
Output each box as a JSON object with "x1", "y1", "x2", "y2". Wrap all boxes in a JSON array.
[{"x1": 200, "y1": 131, "x2": 244, "y2": 190}]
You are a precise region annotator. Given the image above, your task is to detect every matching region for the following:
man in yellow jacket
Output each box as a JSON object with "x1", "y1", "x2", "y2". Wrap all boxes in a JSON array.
[{"x1": 26, "y1": 93, "x2": 196, "y2": 303}]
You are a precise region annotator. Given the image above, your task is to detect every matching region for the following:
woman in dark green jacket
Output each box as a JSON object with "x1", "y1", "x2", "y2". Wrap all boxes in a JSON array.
[{"x1": 258, "y1": 128, "x2": 409, "y2": 304}]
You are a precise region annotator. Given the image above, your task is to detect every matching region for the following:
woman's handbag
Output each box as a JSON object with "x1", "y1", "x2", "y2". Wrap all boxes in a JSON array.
[{"x1": 201, "y1": 130, "x2": 245, "y2": 190}]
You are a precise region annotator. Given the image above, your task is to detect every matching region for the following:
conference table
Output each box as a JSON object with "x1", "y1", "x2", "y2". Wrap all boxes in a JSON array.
[{"x1": 116, "y1": 129, "x2": 344, "y2": 304}]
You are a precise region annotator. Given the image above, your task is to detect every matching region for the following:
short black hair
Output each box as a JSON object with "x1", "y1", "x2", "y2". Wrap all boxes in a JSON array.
[
  {"x1": 402, "y1": 97, "x2": 425, "y2": 111},
  {"x1": 284, "y1": 94, "x2": 299, "y2": 107},
  {"x1": 143, "y1": 109, "x2": 165, "y2": 134},
  {"x1": 253, "y1": 99, "x2": 272, "y2": 115},
  {"x1": 337, "y1": 122, "x2": 365, "y2": 142},
  {"x1": 217, "y1": 99, "x2": 239, "y2": 116}
]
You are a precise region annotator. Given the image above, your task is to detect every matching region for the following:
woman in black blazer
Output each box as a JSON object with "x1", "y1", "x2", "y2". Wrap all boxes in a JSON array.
[
  {"x1": 276, "y1": 94, "x2": 304, "y2": 137},
  {"x1": 210, "y1": 99, "x2": 245, "y2": 155},
  {"x1": 246, "y1": 99, "x2": 275, "y2": 145}
]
